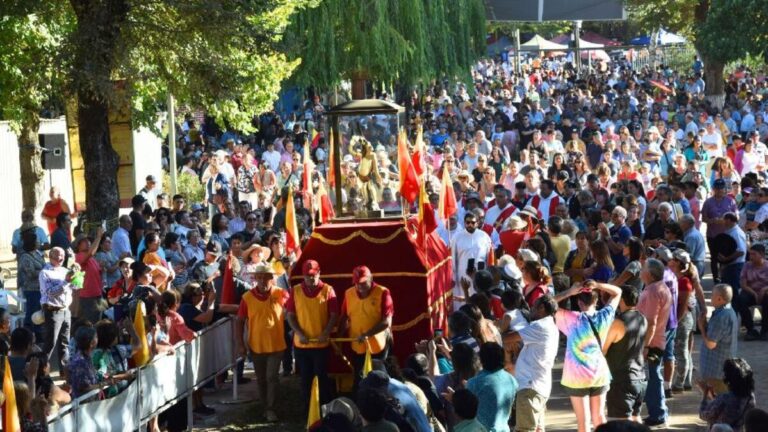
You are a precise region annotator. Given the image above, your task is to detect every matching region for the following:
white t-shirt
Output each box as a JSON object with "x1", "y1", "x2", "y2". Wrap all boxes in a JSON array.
[
  {"x1": 515, "y1": 316, "x2": 560, "y2": 397},
  {"x1": 702, "y1": 132, "x2": 723, "y2": 158},
  {"x1": 505, "y1": 310, "x2": 529, "y2": 332},
  {"x1": 450, "y1": 228, "x2": 493, "y2": 306}
]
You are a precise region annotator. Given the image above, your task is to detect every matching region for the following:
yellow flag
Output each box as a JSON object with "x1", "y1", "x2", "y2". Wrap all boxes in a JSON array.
[
  {"x1": 2, "y1": 356, "x2": 20, "y2": 432},
  {"x1": 362, "y1": 343, "x2": 373, "y2": 378},
  {"x1": 306, "y1": 376, "x2": 321, "y2": 429},
  {"x1": 132, "y1": 300, "x2": 151, "y2": 367}
]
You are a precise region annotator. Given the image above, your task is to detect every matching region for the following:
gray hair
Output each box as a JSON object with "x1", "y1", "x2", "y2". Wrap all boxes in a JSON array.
[
  {"x1": 645, "y1": 258, "x2": 665, "y2": 282},
  {"x1": 658, "y1": 202, "x2": 673, "y2": 214},
  {"x1": 680, "y1": 214, "x2": 695, "y2": 227},
  {"x1": 612, "y1": 206, "x2": 627, "y2": 219}
]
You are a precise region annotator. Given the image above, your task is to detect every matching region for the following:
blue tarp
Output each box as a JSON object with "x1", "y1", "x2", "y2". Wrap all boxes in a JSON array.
[{"x1": 630, "y1": 29, "x2": 687, "y2": 46}]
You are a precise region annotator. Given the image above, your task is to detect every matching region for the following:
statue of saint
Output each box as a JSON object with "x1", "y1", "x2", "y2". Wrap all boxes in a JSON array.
[{"x1": 349, "y1": 136, "x2": 382, "y2": 212}]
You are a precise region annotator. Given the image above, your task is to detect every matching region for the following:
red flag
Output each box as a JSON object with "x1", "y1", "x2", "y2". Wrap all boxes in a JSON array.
[
  {"x1": 411, "y1": 125, "x2": 426, "y2": 177},
  {"x1": 327, "y1": 131, "x2": 336, "y2": 188},
  {"x1": 398, "y1": 130, "x2": 420, "y2": 204},
  {"x1": 302, "y1": 139, "x2": 315, "y2": 205},
  {"x1": 417, "y1": 180, "x2": 437, "y2": 247},
  {"x1": 286, "y1": 187, "x2": 301, "y2": 256},
  {"x1": 438, "y1": 163, "x2": 457, "y2": 222},
  {"x1": 221, "y1": 253, "x2": 237, "y2": 304},
  {"x1": 317, "y1": 180, "x2": 335, "y2": 224}
]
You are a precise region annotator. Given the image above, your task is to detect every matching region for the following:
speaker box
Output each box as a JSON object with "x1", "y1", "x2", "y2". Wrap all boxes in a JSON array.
[{"x1": 39, "y1": 134, "x2": 67, "y2": 169}]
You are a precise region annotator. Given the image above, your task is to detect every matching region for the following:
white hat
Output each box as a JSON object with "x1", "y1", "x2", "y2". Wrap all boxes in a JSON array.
[
  {"x1": 504, "y1": 216, "x2": 528, "y2": 231},
  {"x1": 32, "y1": 310, "x2": 45, "y2": 325},
  {"x1": 517, "y1": 248, "x2": 539, "y2": 262}
]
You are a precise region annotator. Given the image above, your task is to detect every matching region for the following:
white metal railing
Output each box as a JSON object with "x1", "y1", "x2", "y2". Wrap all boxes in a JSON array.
[{"x1": 45, "y1": 317, "x2": 238, "y2": 432}]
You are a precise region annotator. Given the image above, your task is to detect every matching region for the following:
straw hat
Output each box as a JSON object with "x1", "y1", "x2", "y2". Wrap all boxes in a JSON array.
[
  {"x1": 251, "y1": 263, "x2": 275, "y2": 275},
  {"x1": 504, "y1": 216, "x2": 528, "y2": 231},
  {"x1": 242, "y1": 244, "x2": 271, "y2": 262}
]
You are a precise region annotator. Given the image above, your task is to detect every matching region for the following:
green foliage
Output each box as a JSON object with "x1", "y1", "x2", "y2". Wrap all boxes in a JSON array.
[
  {"x1": 626, "y1": 0, "x2": 768, "y2": 65},
  {"x1": 285, "y1": 0, "x2": 486, "y2": 88},
  {"x1": 0, "y1": 10, "x2": 70, "y2": 129},
  {"x1": 487, "y1": 21, "x2": 572, "y2": 39},
  {"x1": 163, "y1": 171, "x2": 205, "y2": 205}
]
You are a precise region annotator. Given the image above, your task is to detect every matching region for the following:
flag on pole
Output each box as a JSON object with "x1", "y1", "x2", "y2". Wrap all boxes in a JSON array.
[
  {"x1": 397, "y1": 130, "x2": 420, "y2": 204},
  {"x1": 132, "y1": 300, "x2": 151, "y2": 367},
  {"x1": 362, "y1": 343, "x2": 373, "y2": 377},
  {"x1": 411, "y1": 125, "x2": 426, "y2": 177},
  {"x1": 221, "y1": 252, "x2": 236, "y2": 305},
  {"x1": 316, "y1": 180, "x2": 335, "y2": 225},
  {"x1": 306, "y1": 376, "x2": 321, "y2": 430},
  {"x1": 286, "y1": 187, "x2": 301, "y2": 257},
  {"x1": 2, "y1": 356, "x2": 20, "y2": 432},
  {"x1": 417, "y1": 179, "x2": 437, "y2": 247},
  {"x1": 303, "y1": 139, "x2": 315, "y2": 205},
  {"x1": 327, "y1": 131, "x2": 336, "y2": 188},
  {"x1": 438, "y1": 163, "x2": 457, "y2": 222}
]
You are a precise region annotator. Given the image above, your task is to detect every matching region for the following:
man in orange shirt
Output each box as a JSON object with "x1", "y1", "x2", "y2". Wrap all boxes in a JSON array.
[
  {"x1": 339, "y1": 266, "x2": 393, "y2": 386},
  {"x1": 235, "y1": 263, "x2": 287, "y2": 422},
  {"x1": 285, "y1": 260, "x2": 338, "y2": 408}
]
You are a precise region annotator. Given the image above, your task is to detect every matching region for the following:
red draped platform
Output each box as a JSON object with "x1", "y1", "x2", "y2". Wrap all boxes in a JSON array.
[{"x1": 290, "y1": 219, "x2": 453, "y2": 386}]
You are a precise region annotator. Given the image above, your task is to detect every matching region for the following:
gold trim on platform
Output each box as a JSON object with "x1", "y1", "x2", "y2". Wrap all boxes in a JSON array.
[
  {"x1": 391, "y1": 289, "x2": 453, "y2": 332},
  {"x1": 310, "y1": 228, "x2": 405, "y2": 245},
  {"x1": 289, "y1": 256, "x2": 453, "y2": 281}
]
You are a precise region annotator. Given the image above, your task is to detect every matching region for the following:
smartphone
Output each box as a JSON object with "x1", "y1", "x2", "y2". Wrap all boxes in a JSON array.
[
  {"x1": 466, "y1": 258, "x2": 475, "y2": 275},
  {"x1": 477, "y1": 261, "x2": 486, "y2": 271},
  {"x1": 434, "y1": 329, "x2": 444, "y2": 339}
]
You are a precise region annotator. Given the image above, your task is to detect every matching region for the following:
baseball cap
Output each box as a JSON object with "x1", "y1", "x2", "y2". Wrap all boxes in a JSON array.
[
  {"x1": 190, "y1": 203, "x2": 205, "y2": 212},
  {"x1": 302, "y1": 260, "x2": 321, "y2": 276},
  {"x1": 517, "y1": 248, "x2": 539, "y2": 262},
  {"x1": 743, "y1": 187, "x2": 754, "y2": 195},
  {"x1": 205, "y1": 241, "x2": 222, "y2": 257},
  {"x1": 119, "y1": 257, "x2": 135, "y2": 265},
  {"x1": 146, "y1": 174, "x2": 157, "y2": 183},
  {"x1": 713, "y1": 179, "x2": 727, "y2": 189},
  {"x1": 352, "y1": 266, "x2": 372, "y2": 284},
  {"x1": 465, "y1": 191, "x2": 482, "y2": 203},
  {"x1": 652, "y1": 246, "x2": 673, "y2": 262}
]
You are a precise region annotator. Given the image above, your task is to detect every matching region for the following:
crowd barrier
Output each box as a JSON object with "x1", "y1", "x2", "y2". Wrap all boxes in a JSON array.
[{"x1": 46, "y1": 317, "x2": 238, "y2": 432}]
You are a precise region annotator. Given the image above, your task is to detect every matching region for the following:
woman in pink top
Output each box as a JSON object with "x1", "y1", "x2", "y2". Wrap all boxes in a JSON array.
[
  {"x1": 74, "y1": 226, "x2": 106, "y2": 323},
  {"x1": 157, "y1": 290, "x2": 196, "y2": 345}
]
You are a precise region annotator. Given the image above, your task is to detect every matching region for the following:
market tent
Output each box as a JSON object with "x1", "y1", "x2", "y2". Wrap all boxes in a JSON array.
[
  {"x1": 519, "y1": 34, "x2": 568, "y2": 51},
  {"x1": 630, "y1": 29, "x2": 687, "y2": 45},
  {"x1": 549, "y1": 35, "x2": 605, "y2": 49},
  {"x1": 487, "y1": 35, "x2": 513, "y2": 55}
]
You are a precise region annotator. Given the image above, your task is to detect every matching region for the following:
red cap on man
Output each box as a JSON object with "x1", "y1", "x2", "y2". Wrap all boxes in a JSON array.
[
  {"x1": 352, "y1": 266, "x2": 372, "y2": 284},
  {"x1": 302, "y1": 260, "x2": 321, "y2": 276}
]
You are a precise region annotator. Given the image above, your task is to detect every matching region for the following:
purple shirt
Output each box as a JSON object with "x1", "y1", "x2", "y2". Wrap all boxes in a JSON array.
[
  {"x1": 701, "y1": 196, "x2": 737, "y2": 238},
  {"x1": 663, "y1": 268, "x2": 678, "y2": 330}
]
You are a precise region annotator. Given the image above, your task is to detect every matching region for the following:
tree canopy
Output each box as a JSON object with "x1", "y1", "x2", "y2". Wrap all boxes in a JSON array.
[{"x1": 284, "y1": 0, "x2": 487, "y2": 89}]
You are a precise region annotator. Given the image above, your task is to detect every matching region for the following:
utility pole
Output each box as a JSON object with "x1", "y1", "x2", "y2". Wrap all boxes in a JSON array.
[
  {"x1": 167, "y1": 93, "x2": 177, "y2": 195},
  {"x1": 573, "y1": 20, "x2": 582, "y2": 77}
]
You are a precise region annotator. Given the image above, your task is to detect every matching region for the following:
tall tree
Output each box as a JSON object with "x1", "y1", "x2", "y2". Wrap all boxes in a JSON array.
[
  {"x1": 285, "y1": 0, "x2": 487, "y2": 96},
  {"x1": 627, "y1": 0, "x2": 768, "y2": 108},
  {"x1": 0, "y1": 7, "x2": 69, "y2": 211},
  {"x1": 4, "y1": 0, "x2": 307, "y2": 223}
]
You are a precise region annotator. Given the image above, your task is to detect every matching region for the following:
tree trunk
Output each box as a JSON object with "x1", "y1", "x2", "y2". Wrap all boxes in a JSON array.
[
  {"x1": 702, "y1": 56, "x2": 725, "y2": 110},
  {"x1": 18, "y1": 114, "x2": 45, "y2": 212},
  {"x1": 77, "y1": 94, "x2": 121, "y2": 222},
  {"x1": 70, "y1": 0, "x2": 129, "y2": 224}
]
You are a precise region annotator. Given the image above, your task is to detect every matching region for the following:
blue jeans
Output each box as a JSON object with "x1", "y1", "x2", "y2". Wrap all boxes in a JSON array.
[
  {"x1": 645, "y1": 357, "x2": 668, "y2": 422},
  {"x1": 721, "y1": 262, "x2": 744, "y2": 295}
]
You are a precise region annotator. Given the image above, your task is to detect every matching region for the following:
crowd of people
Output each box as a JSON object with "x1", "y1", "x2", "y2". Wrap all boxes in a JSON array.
[{"x1": 3, "y1": 51, "x2": 768, "y2": 432}]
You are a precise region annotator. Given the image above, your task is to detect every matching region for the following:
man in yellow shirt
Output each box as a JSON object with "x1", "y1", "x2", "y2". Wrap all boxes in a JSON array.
[
  {"x1": 339, "y1": 266, "x2": 394, "y2": 386},
  {"x1": 235, "y1": 263, "x2": 287, "y2": 422},
  {"x1": 286, "y1": 260, "x2": 338, "y2": 408}
]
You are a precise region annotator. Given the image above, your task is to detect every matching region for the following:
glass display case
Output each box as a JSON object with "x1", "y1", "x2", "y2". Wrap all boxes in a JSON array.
[{"x1": 325, "y1": 99, "x2": 405, "y2": 220}]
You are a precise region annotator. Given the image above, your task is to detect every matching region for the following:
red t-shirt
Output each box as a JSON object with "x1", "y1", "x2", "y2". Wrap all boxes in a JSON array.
[
  {"x1": 76, "y1": 252, "x2": 103, "y2": 298},
  {"x1": 524, "y1": 283, "x2": 546, "y2": 308},
  {"x1": 678, "y1": 276, "x2": 693, "y2": 294},
  {"x1": 107, "y1": 278, "x2": 135, "y2": 299},
  {"x1": 489, "y1": 295, "x2": 505, "y2": 320}
]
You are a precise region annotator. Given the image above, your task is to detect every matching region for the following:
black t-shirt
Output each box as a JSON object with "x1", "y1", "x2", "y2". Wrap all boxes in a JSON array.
[
  {"x1": 178, "y1": 303, "x2": 204, "y2": 332},
  {"x1": 129, "y1": 210, "x2": 146, "y2": 255},
  {"x1": 518, "y1": 124, "x2": 536, "y2": 149}
]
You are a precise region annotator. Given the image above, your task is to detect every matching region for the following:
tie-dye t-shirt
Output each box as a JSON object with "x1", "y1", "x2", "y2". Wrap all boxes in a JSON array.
[{"x1": 555, "y1": 304, "x2": 615, "y2": 389}]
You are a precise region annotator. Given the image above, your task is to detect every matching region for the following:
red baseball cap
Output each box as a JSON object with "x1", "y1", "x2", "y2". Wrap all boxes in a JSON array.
[
  {"x1": 302, "y1": 260, "x2": 320, "y2": 276},
  {"x1": 352, "y1": 266, "x2": 372, "y2": 284}
]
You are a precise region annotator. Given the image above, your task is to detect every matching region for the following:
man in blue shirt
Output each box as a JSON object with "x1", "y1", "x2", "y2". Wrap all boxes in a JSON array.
[
  {"x1": 430, "y1": 125, "x2": 450, "y2": 148},
  {"x1": 11, "y1": 210, "x2": 50, "y2": 254},
  {"x1": 720, "y1": 213, "x2": 747, "y2": 292},
  {"x1": 602, "y1": 206, "x2": 632, "y2": 273},
  {"x1": 467, "y1": 342, "x2": 518, "y2": 432},
  {"x1": 697, "y1": 284, "x2": 738, "y2": 394},
  {"x1": 361, "y1": 368, "x2": 432, "y2": 432},
  {"x1": 680, "y1": 214, "x2": 706, "y2": 276}
]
